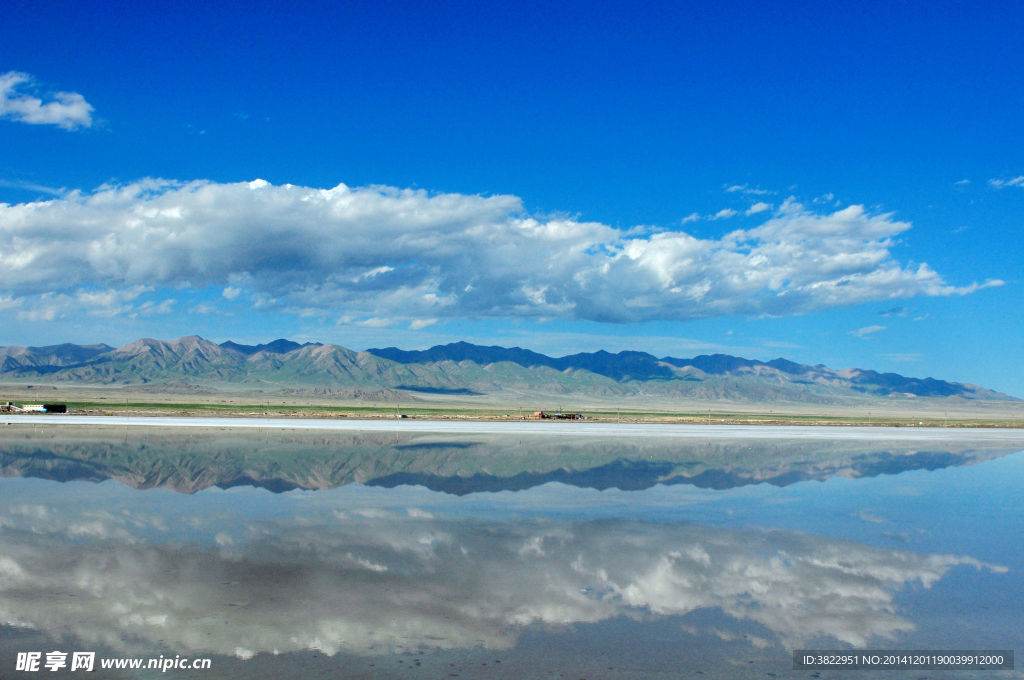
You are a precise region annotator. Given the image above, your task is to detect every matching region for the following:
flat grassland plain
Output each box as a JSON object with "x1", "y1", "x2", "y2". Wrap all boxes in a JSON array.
[{"x1": 2, "y1": 382, "x2": 1022, "y2": 428}]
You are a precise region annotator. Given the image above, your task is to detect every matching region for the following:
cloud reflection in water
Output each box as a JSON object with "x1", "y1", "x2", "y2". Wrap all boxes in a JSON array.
[{"x1": 0, "y1": 501, "x2": 1001, "y2": 659}]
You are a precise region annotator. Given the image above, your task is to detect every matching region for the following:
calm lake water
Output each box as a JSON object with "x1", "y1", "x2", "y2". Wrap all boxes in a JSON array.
[{"x1": 1, "y1": 422, "x2": 1022, "y2": 678}]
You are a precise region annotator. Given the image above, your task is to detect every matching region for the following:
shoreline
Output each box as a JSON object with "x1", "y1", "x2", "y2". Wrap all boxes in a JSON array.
[
  {"x1": 3, "y1": 399, "x2": 1022, "y2": 430},
  {"x1": 4, "y1": 414, "x2": 1024, "y2": 441}
]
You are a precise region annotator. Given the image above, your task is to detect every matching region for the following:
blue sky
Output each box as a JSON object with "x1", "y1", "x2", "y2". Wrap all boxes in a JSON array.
[{"x1": 1, "y1": 0, "x2": 1022, "y2": 395}]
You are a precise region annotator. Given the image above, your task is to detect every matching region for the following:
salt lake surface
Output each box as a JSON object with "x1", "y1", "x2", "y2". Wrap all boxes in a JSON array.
[{"x1": 1, "y1": 422, "x2": 1022, "y2": 678}]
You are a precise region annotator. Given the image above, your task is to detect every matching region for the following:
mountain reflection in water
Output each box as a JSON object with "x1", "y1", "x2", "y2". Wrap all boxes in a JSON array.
[{"x1": 0, "y1": 425, "x2": 1019, "y2": 493}]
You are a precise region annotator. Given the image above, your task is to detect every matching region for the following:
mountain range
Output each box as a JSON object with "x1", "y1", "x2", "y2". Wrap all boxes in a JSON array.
[{"x1": 0, "y1": 335, "x2": 1016, "y2": 403}]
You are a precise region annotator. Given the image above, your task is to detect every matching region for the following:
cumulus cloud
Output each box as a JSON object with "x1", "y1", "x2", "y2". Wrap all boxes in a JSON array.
[
  {"x1": 0, "y1": 294, "x2": 21, "y2": 311},
  {"x1": 746, "y1": 201, "x2": 772, "y2": 215},
  {"x1": 709, "y1": 208, "x2": 738, "y2": 220},
  {"x1": 14, "y1": 286, "x2": 155, "y2": 321},
  {"x1": 0, "y1": 179, "x2": 1002, "y2": 325},
  {"x1": 988, "y1": 176, "x2": 1024, "y2": 189},
  {"x1": 0, "y1": 71, "x2": 93, "y2": 130}
]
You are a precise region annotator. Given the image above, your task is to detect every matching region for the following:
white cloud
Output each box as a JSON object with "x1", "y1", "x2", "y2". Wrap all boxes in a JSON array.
[
  {"x1": 0, "y1": 71, "x2": 94, "y2": 130},
  {"x1": 355, "y1": 317, "x2": 393, "y2": 328},
  {"x1": 954, "y1": 179, "x2": 971, "y2": 187},
  {"x1": 0, "y1": 294, "x2": 21, "y2": 311},
  {"x1": 851, "y1": 325, "x2": 886, "y2": 338},
  {"x1": 14, "y1": 286, "x2": 152, "y2": 321},
  {"x1": 709, "y1": 208, "x2": 738, "y2": 220},
  {"x1": 75, "y1": 286, "x2": 150, "y2": 317},
  {"x1": 746, "y1": 201, "x2": 772, "y2": 215},
  {"x1": 0, "y1": 179, "x2": 65, "y2": 196},
  {"x1": 17, "y1": 304, "x2": 59, "y2": 322},
  {"x1": 135, "y1": 298, "x2": 175, "y2": 316},
  {"x1": 680, "y1": 212, "x2": 700, "y2": 224},
  {"x1": 0, "y1": 179, "x2": 1001, "y2": 325},
  {"x1": 221, "y1": 286, "x2": 241, "y2": 300},
  {"x1": 724, "y1": 183, "x2": 772, "y2": 196},
  {"x1": 409, "y1": 318, "x2": 438, "y2": 330},
  {"x1": 988, "y1": 176, "x2": 1024, "y2": 189}
]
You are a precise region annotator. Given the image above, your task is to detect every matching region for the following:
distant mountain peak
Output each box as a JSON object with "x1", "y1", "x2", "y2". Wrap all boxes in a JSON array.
[{"x1": 220, "y1": 338, "x2": 321, "y2": 356}]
